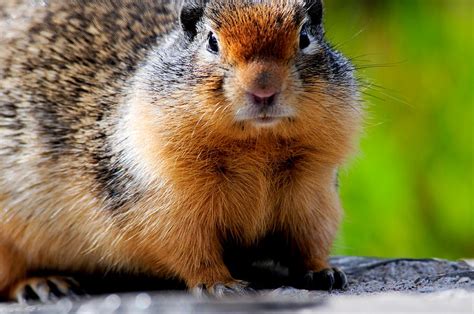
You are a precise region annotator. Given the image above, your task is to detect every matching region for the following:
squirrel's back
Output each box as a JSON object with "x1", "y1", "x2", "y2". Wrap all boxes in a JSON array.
[{"x1": 0, "y1": 0, "x2": 176, "y2": 160}]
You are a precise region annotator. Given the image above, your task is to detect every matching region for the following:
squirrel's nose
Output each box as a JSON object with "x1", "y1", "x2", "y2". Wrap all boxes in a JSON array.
[{"x1": 249, "y1": 89, "x2": 278, "y2": 107}]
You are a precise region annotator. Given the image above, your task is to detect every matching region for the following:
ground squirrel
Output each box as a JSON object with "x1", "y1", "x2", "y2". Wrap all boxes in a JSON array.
[{"x1": 0, "y1": 0, "x2": 362, "y2": 302}]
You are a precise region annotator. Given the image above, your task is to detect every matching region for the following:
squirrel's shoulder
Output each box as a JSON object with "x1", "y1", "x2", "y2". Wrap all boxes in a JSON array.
[{"x1": 1, "y1": 0, "x2": 177, "y2": 76}]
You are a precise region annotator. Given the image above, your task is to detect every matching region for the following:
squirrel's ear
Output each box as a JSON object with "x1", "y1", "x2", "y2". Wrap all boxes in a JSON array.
[
  {"x1": 180, "y1": 0, "x2": 208, "y2": 40},
  {"x1": 304, "y1": 0, "x2": 323, "y2": 26}
]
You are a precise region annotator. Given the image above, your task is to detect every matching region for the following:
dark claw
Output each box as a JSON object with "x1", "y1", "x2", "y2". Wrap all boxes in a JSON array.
[
  {"x1": 298, "y1": 268, "x2": 348, "y2": 291},
  {"x1": 63, "y1": 278, "x2": 86, "y2": 299},
  {"x1": 19, "y1": 285, "x2": 40, "y2": 303},
  {"x1": 333, "y1": 267, "x2": 348, "y2": 290},
  {"x1": 46, "y1": 279, "x2": 66, "y2": 299}
]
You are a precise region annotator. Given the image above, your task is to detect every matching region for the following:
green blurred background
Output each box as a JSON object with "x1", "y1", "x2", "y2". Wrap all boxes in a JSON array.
[{"x1": 325, "y1": 0, "x2": 473, "y2": 259}]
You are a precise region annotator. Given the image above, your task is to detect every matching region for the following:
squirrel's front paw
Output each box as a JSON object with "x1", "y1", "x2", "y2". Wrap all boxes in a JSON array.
[
  {"x1": 295, "y1": 267, "x2": 348, "y2": 291},
  {"x1": 10, "y1": 276, "x2": 86, "y2": 304},
  {"x1": 192, "y1": 280, "x2": 255, "y2": 297}
]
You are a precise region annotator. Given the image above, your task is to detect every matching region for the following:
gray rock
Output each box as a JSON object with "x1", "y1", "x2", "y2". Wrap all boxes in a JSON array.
[
  {"x1": 0, "y1": 257, "x2": 472, "y2": 313},
  {"x1": 331, "y1": 256, "x2": 474, "y2": 294}
]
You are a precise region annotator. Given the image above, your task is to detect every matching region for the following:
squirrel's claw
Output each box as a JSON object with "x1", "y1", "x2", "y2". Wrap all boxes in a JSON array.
[
  {"x1": 192, "y1": 280, "x2": 255, "y2": 297},
  {"x1": 12, "y1": 276, "x2": 86, "y2": 304},
  {"x1": 297, "y1": 267, "x2": 348, "y2": 291}
]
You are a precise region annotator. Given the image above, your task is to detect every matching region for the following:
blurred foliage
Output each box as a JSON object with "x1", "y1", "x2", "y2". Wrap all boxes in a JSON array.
[{"x1": 325, "y1": 0, "x2": 473, "y2": 259}]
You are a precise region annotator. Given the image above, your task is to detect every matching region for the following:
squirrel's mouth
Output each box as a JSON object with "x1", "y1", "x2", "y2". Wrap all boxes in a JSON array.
[
  {"x1": 253, "y1": 114, "x2": 280, "y2": 126},
  {"x1": 234, "y1": 104, "x2": 295, "y2": 127}
]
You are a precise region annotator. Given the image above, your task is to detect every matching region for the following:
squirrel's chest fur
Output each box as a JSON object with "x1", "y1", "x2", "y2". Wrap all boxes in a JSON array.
[
  {"x1": 114, "y1": 93, "x2": 337, "y2": 250},
  {"x1": 150, "y1": 138, "x2": 325, "y2": 244}
]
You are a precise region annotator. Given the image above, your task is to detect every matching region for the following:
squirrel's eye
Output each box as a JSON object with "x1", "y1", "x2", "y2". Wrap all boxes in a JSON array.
[
  {"x1": 299, "y1": 26, "x2": 311, "y2": 50},
  {"x1": 207, "y1": 32, "x2": 219, "y2": 54}
]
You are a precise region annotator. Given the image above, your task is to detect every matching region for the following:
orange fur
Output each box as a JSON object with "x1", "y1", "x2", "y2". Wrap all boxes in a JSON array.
[{"x1": 0, "y1": 240, "x2": 27, "y2": 299}]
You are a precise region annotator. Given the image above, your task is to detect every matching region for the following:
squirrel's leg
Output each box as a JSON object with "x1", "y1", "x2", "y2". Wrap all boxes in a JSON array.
[
  {"x1": 157, "y1": 218, "x2": 252, "y2": 296},
  {"x1": 0, "y1": 240, "x2": 27, "y2": 301},
  {"x1": 278, "y1": 170, "x2": 348, "y2": 291},
  {"x1": 286, "y1": 198, "x2": 347, "y2": 290},
  {"x1": 0, "y1": 238, "x2": 84, "y2": 303}
]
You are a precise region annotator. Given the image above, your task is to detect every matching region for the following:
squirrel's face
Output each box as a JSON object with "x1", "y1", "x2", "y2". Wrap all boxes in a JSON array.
[
  {"x1": 203, "y1": 3, "x2": 304, "y2": 128},
  {"x1": 147, "y1": 0, "x2": 359, "y2": 140}
]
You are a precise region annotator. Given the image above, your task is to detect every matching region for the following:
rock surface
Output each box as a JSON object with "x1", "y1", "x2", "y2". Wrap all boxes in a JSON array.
[{"x1": 0, "y1": 257, "x2": 472, "y2": 313}]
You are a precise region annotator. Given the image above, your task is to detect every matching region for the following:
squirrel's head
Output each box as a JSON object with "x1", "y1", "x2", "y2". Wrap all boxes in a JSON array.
[{"x1": 136, "y1": 0, "x2": 360, "y2": 143}]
